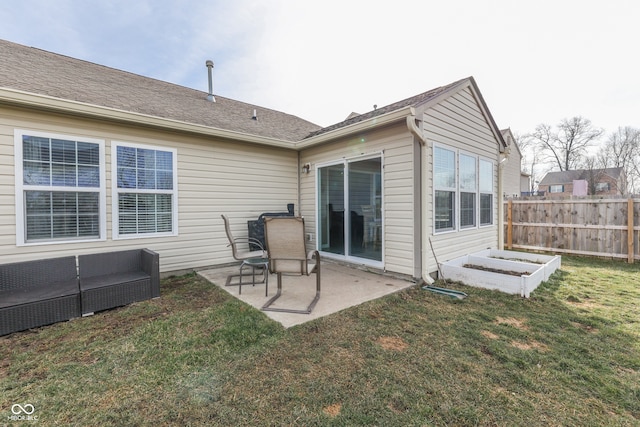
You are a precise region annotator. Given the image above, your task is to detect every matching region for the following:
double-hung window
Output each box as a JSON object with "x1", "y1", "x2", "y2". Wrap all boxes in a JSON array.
[
  {"x1": 112, "y1": 142, "x2": 178, "y2": 239},
  {"x1": 434, "y1": 146, "x2": 456, "y2": 231},
  {"x1": 479, "y1": 159, "x2": 493, "y2": 226},
  {"x1": 433, "y1": 144, "x2": 495, "y2": 233},
  {"x1": 459, "y1": 153, "x2": 477, "y2": 228},
  {"x1": 15, "y1": 130, "x2": 106, "y2": 245}
]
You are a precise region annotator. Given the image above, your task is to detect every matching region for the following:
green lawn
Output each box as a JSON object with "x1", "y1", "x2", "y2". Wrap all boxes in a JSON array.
[{"x1": 1, "y1": 256, "x2": 639, "y2": 426}]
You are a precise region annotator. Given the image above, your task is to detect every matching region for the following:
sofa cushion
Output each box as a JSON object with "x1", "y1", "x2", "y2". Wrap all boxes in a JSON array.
[
  {"x1": 80, "y1": 271, "x2": 150, "y2": 291},
  {"x1": 0, "y1": 279, "x2": 79, "y2": 309}
]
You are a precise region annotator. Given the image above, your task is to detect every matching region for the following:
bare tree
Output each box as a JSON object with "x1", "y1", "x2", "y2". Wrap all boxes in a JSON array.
[
  {"x1": 598, "y1": 126, "x2": 640, "y2": 194},
  {"x1": 582, "y1": 156, "x2": 609, "y2": 195},
  {"x1": 529, "y1": 117, "x2": 603, "y2": 171},
  {"x1": 514, "y1": 132, "x2": 542, "y2": 193},
  {"x1": 528, "y1": 123, "x2": 557, "y2": 171}
]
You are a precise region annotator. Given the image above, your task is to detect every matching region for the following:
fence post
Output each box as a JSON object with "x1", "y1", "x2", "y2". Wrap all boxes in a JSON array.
[
  {"x1": 507, "y1": 199, "x2": 513, "y2": 250},
  {"x1": 628, "y1": 198, "x2": 634, "y2": 264}
]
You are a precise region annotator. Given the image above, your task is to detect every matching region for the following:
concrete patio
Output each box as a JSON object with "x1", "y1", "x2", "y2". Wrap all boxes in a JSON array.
[{"x1": 197, "y1": 261, "x2": 416, "y2": 328}]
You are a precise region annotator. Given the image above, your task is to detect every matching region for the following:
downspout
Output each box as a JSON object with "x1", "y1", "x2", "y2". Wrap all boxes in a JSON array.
[
  {"x1": 406, "y1": 111, "x2": 435, "y2": 285},
  {"x1": 297, "y1": 153, "x2": 302, "y2": 216},
  {"x1": 407, "y1": 114, "x2": 427, "y2": 146},
  {"x1": 498, "y1": 146, "x2": 510, "y2": 250}
]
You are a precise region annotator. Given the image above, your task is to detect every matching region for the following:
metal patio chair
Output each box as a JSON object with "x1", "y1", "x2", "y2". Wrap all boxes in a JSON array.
[
  {"x1": 221, "y1": 214, "x2": 268, "y2": 289},
  {"x1": 361, "y1": 204, "x2": 380, "y2": 248},
  {"x1": 261, "y1": 216, "x2": 320, "y2": 314}
]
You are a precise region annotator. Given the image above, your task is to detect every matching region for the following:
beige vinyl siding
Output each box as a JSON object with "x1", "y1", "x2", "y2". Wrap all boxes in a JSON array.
[
  {"x1": 503, "y1": 147, "x2": 522, "y2": 197},
  {"x1": 0, "y1": 107, "x2": 298, "y2": 273},
  {"x1": 520, "y1": 174, "x2": 530, "y2": 194},
  {"x1": 422, "y1": 87, "x2": 500, "y2": 275},
  {"x1": 300, "y1": 122, "x2": 416, "y2": 276}
]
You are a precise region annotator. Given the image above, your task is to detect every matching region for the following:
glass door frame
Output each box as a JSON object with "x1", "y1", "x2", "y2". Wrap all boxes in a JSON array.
[{"x1": 315, "y1": 152, "x2": 384, "y2": 268}]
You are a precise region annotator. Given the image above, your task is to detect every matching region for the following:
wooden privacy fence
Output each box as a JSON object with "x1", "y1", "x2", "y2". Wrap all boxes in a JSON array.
[{"x1": 504, "y1": 197, "x2": 640, "y2": 263}]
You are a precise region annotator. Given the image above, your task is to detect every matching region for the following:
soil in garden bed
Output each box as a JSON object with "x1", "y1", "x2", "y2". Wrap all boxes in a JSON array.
[
  {"x1": 463, "y1": 264, "x2": 532, "y2": 276},
  {"x1": 490, "y1": 256, "x2": 544, "y2": 264}
]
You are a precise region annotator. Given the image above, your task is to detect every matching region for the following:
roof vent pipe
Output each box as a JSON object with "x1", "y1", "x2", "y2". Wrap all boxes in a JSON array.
[{"x1": 205, "y1": 60, "x2": 215, "y2": 102}]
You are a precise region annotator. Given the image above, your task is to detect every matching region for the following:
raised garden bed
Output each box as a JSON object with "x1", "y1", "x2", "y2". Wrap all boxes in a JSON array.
[{"x1": 440, "y1": 249, "x2": 561, "y2": 298}]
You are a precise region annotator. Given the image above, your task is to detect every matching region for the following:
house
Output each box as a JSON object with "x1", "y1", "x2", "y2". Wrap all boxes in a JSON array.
[
  {"x1": 0, "y1": 39, "x2": 507, "y2": 282},
  {"x1": 538, "y1": 168, "x2": 626, "y2": 197},
  {"x1": 500, "y1": 128, "x2": 530, "y2": 197},
  {"x1": 520, "y1": 172, "x2": 532, "y2": 195}
]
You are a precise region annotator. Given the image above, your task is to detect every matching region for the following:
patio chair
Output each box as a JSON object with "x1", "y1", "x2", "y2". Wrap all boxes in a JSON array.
[
  {"x1": 261, "y1": 216, "x2": 320, "y2": 314},
  {"x1": 221, "y1": 214, "x2": 268, "y2": 288},
  {"x1": 361, "y1": 205, "x2": 381, "y2": 249}
]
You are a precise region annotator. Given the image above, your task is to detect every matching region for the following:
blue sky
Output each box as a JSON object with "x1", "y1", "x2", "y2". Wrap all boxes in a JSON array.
[{"x1": 1, "y1": 0, "x2": 638, "y2": 137}]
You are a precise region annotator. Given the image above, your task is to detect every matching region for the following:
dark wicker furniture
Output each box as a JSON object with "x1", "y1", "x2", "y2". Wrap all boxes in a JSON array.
[
  {"x1": 0, "y1": 256, "x2": 80, "y2": 336},
  {"x1": 78, "y1": 249, "x2": 160, "y2": 315}
]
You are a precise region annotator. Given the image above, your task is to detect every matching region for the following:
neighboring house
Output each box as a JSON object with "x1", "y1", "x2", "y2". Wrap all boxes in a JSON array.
[
  {"x1": 520, "y1": 172, "x2": 532, "y2": 195},
  {"x1": 538, "y1": 168, "x2": 626, "y2": 197},
  {"x1": 0, "y1": 39, "x2": 507, "y2": 282},
  {"x1": 500, "y1": 128, "x2": 526, "y2": 197}
]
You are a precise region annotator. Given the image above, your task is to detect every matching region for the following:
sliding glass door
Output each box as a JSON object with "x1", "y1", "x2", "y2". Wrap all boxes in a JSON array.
[
  {"x1": 318, "y1": 156, "x2": 382, "y2": 263},
  {"x1": 318, "y1": 163, "x2": 345, "y2": 255}
]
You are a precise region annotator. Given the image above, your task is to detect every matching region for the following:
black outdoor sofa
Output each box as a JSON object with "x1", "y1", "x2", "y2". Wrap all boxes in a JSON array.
[
  {"x1": 0, "y1": 248, "x2": 160, "y2": 336},
  {"x1": 79, "y1": 249, "x2": 160, "y2": 316},
  {"x1": 0, "y1": 256, "x2": 80, "y2": 336}
]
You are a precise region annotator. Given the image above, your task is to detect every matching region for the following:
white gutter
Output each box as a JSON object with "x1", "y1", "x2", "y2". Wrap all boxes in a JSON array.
[
  {"x1": 406, "y1": 109, "x2": 428, "y2": 146},
  {"x1": 0, "y1": 88, "x2": 297, "y2": 149},
  {"x1": 294, "y1": 106, "x2": 415, "y2": 149},
  {"x1": 1, "y1": 88, "x2": 425, "y2": 154}
]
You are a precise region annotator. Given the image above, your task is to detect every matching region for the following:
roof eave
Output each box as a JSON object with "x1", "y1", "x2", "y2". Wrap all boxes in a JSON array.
[
  {"x1": 294, "y1": 106, "x2": 416, "y2": 149},
  {"x1": 0, "y1": 87, "x2": 296, "y2": 149}
]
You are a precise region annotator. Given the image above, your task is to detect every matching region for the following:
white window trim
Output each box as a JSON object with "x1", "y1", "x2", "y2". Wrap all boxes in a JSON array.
[
  {"x1": 111, "y1": 141, "x2": 178, "y2": 240},
  {"x1": 459, "y1": 151, "x2": 478, "y2": 230},
  {"x1": 433, "y1": 144, "x2": 496, "y2": 234},
  {"x1": 14, "y1": 129, "x2": 106, "y2": 246},
  {"x1": 479, "y1": 158, "x2": 495, "y2": 228},
  {"x1": 314, "y1": 151, "x2": 384, "y2": 268},
  {"x1": 433, "y1": 144, "x2": 457, "y2": 233}
]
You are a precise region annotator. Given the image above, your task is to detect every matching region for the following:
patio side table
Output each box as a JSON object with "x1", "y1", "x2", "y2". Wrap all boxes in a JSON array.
[{"x1": 239, "y1": 257, "x2": 269, "y2": 296}]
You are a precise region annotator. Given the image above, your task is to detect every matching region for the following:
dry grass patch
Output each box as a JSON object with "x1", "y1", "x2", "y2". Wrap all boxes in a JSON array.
[
  {"x1": 571, "y1": 321, "x2": 598, "y2": 333},
  {"x1": 323, "y1": 403, "x2": 342, "y2": 417},
  {"x1": 566, "y1": 299, "x2": 604, "y2": 310},
  {"x1": 495, "y1": 316, "x2": 528, "y2": 330},
  {"x1": 481, "y1": 330, "x2": 499, "y2": 340},
  {"x1": 510, "y1": 340, "x2": 548, "y2": 352},
  {"x1": 376, "y1": 336, "x2": 408, "y2": 351}
]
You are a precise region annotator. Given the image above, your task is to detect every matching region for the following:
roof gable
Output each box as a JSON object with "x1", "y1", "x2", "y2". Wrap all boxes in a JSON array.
[
  {"x1": 305, "y1": 78, "x2": 467, "y2": 139},
  {"x1": 305, "y1": 77, "x2": 507, "y2": 151}
]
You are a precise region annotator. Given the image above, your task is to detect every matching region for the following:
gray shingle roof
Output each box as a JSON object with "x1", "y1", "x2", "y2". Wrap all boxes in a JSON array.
[
  {"x1": 539, "y1": 168, "x2": 624, "y2": 185},
  {"x1": 0, "y1": 39, "x2": 497, "y2": 147},
  {"x1": 0, "y1": 39, "x2": 321, "y2": 142}
]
